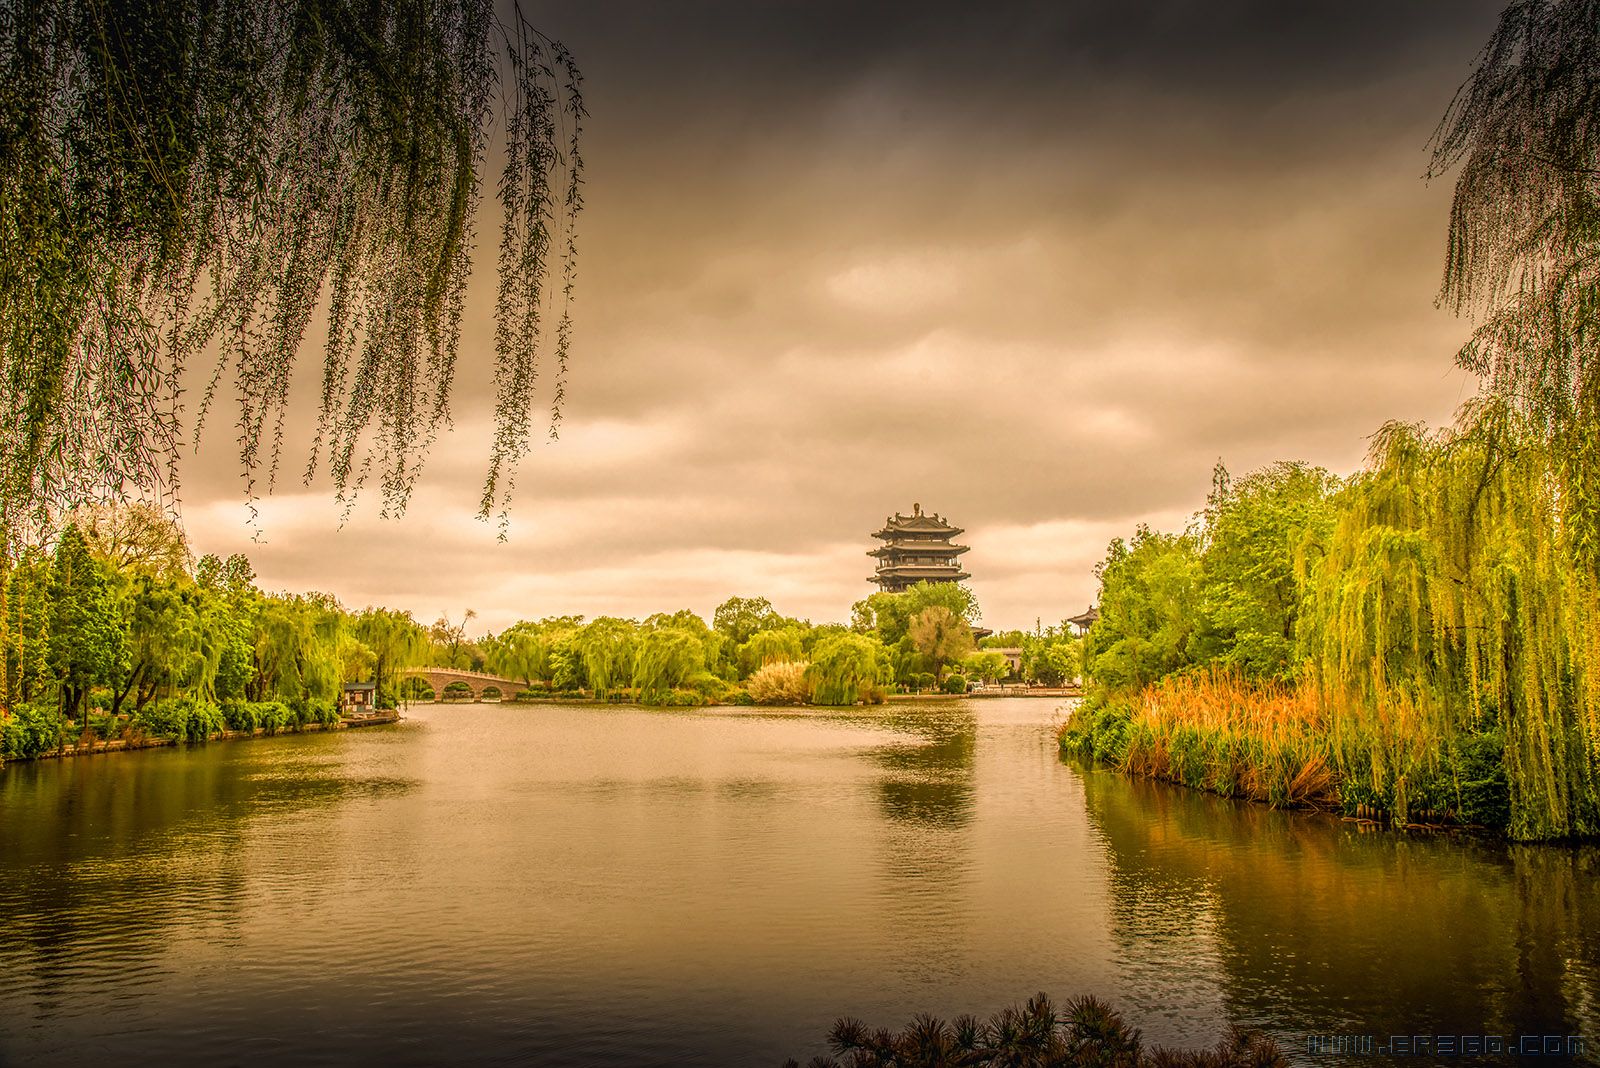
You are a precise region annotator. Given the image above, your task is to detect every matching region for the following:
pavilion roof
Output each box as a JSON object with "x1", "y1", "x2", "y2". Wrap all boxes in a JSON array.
[
  {"x1": 867, "y1": 542, "x2": 970, "y2": 558},
  {"x1": 872, "y1": 503, "x2": 963, "y2": 540}
]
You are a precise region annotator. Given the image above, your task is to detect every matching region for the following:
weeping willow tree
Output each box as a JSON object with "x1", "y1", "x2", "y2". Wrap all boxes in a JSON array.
[
  {"x1": 1428, "y1": 0, "x2": 1600, "y2": 572},
  {"x1": 807, "y1": 633, "x2": 889, "y2": 706},
  {"x1": 1299, "y1": 404, "x2": 1600, "y2": 838},
  {"x1": 0, "y1": 0, "x2": 584, "y2": 551}
]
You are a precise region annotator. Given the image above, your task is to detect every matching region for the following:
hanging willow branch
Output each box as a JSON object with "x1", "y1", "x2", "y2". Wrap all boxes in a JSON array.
[
  {"x1": 1427, "y1": 0, "x2": 1600, "y2": 571},
  {"x1": 0, "y1": 0, "x2": 584, "y2": 550}
]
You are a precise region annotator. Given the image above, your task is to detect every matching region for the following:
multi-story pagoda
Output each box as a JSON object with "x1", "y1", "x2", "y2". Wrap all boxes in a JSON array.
[{"x1": 868, "y1": 504, "x2": 971, "y2": 592}]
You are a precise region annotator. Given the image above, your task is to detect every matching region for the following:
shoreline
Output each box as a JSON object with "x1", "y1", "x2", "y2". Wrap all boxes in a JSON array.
[
  {"x1": 1054, "y1": 739, "x2": 1587, "y2": 845},
  {"x1": 8, "y1": 710, "x2": 401, "y2": 765}
]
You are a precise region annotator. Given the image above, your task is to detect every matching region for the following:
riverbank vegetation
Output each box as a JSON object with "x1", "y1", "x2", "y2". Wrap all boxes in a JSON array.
[
  {"x1": 472, "y1": 587, "x2": 1082, "y2": 709},
  {"x1": 0, "y1": 504, "x2": 427, "y2": 762},
  {"x1": 1065, "y1": 413, "x2": 1599, "y2": 839},
  {"x1": 783, "y1": 992, "x2": 1285, "y2": 1068},
  {"x1": 1063, "y1": 1, "x2": 1600, "y2": 842},
  {"x1": 0, "y1": 503, "x2": 1081, "y2": 763}
]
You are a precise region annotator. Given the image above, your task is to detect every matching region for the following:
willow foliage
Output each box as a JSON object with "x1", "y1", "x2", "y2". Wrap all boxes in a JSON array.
[
  {"x1": 1300, "y1": 405, "x2": 1600, "y2": 838},
  {"x1": 807, "y1": 633, "x2": 888, "y2": 706},
  {"x1": 1428, "y1": 0, "x2": 1600, "y2": 570},
  {"x1": 0, "y1": 0, "x2": 584, "y2": 548}
]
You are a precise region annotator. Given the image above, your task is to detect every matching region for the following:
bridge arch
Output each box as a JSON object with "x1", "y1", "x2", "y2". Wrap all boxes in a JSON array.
[{"x1": 402, "y1": 668, "x2": 528, "y2": 702}]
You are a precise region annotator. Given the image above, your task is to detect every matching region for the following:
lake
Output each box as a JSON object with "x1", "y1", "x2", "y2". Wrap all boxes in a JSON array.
[{"x1": 1, "y1": 698, "x2": 1596, "y2": 1065}]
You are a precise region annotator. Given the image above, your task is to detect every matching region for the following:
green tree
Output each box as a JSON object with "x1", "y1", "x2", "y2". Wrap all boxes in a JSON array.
[
  {"x1": 573, "y1": 617, "x2": 637, "y2": 698},
  {"x1": 807, "y1": 634, "x2": 889, "y2": 706},
  {"x1": 1, "y1": 549, "x2": 51, "y2": 704},
  {"x1": 482, "y1": 617, "x2": 582, "y2": 687},
  {"x1": 907, "y1": 606, "x2": 975, "y2": 681},
  {"x1": 1083, "y1": 526, "x2": 1204, "y2": 693},
  {"x1": 851, "y1": 581, "x2": 979, "y2": 645},
  {"x1": 429, "y1": 610, "x2": 479, "y2": 670},
  {"x1": 737, "y1": 627, "x2": 807, "y2": 677},
  {"x1": 46, "y1": 525, "x2": 124, "y2": 718},
  {"x1": 1428, "y1": 0, "x2": 1600, "y2": 573},
  {"x1": 0, "y1": 0, "x2": 586, "y2": 546},
  {"x1": 1197, "y1": 461, "x2": 1338, "y2": 680},
  {"x1": 354, "y1": 608, "x2": 425, "y2": 708},
  {"x1": 713, "y1": 596, "x2": 784, "y2": 646},
  {"x1": 1022, "y1": 631, "x2": 1080, "y2": 686},
  {"x1": 961, "y1": 651, "x2": 1009, "y2": 684},
  {"x1": 632, "y1": 627, "x2": 707, "y2": 701},
  {"x1": 111, "y1": 570, "x2": 203, "y2": 715}
]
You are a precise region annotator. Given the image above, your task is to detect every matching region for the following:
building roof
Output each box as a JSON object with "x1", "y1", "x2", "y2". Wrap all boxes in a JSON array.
[
  {"x1": 343, "y1": 681, "x2": 377, "y2": 692},
  {"x1": 868, "y1": 565, "x2": 972, "y2": 583},
  {"x1": 872, "y1": 502, "x2": 964, "y2": 540},
  {"x1": 867, "y1": 542, "x2": 970, "y2": 558},
  {"x1": 1066, "y1": 606, "x2": 1099, "y2": 628}
]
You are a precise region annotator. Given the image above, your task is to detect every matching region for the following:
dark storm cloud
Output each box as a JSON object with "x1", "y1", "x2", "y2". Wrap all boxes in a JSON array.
[{"x1": 182, "y1": 1, "x2": 1503, "y2": 631}]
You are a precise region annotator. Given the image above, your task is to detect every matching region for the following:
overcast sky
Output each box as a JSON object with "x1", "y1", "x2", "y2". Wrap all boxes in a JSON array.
[{"x1": 179, "y1": 0, "x2": 1503, "y2": 635}]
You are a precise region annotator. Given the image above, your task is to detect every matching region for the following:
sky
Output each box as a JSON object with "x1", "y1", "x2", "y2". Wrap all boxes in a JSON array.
[{"x1": 179, "y1": 0, "x2": 1505, "y2": 636}]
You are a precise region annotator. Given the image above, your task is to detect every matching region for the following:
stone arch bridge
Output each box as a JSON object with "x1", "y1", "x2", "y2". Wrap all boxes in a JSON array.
[{"x1": 404, "y1": 667, "x2": 528, "y2": 701}]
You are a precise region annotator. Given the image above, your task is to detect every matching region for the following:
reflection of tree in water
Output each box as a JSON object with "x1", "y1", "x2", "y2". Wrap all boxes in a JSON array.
[
  {"x1": 871, "y1": 707, "x2": 977, "y2": 828},
  {"x1": 860, "y1": 705, "x2": 981, "y2": 987},
  {"x1": 1070, "y1": 756, "x2": 1600, "y2": 1049},
  {"x1": 0, "y1": 741, "x2": 414, "y2": 1013}
]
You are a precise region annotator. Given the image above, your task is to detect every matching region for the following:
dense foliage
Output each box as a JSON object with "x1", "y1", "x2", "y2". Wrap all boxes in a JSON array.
[
  {"x1": 0, "y1": 505, "x2": 426, "y2": 760},
  {"x1": 469, "y1": 585, "x2": 1077, "y2": 709},
  {"x1": 1065, "y1": 0, "x2": 1600, "y2": 842},
  {"x1": 1067, "y1": 409, "x2": 1600, "y2": 838},
  {"x1": 0, "y1": 0, "x2": 584, "y2": 549}
]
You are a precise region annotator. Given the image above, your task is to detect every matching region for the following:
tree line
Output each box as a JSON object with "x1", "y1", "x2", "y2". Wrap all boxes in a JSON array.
[
  {"x1": 0, "y1": 502, "x2": 1083, "y2": 760},
  {"x1": 1061, "y1": 0, "x2": 1600, "y2": 842},
  {"x1": 0, "y1": 503, "x2": 426, "y2": 761},
  {"x1": 451, "y1": 585, "x2": 1082, "y2": 707},
  {"x1": 1065, "y1": 418, "x2": 1599, "y2": 840}
]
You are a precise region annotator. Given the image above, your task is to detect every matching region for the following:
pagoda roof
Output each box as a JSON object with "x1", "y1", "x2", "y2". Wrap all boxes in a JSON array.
[
  {"x1": 1066, "y1": 606, "x2": 1099, "y2": 628},
  {"x1": 867, "y1": 542, "x2": 970, "y2": 558},
  {"x1": 870, "y1": 565, "x2": 971, "y2": 581},
  {"x1": 872, "y1": 503, "x2": 963, "y2": 540}
]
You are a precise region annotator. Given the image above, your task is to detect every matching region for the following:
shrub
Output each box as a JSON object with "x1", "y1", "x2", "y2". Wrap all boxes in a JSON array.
[
  {"x1": 746, "y1": 660, "x2": 811, "y2": 705},
  {"x1": 1453, "y1": 730, "x2": 1511, "y2": 829},
  {"x1": 723, "y1": 687, "x2": 755, "y2": 706},
  {"x1": 135, "y1": 696, "x2": 225, "y2": 742},
  {"x1": 784, "y1": 992, "x2": 1286, "y2": 1068},
  {"x1": 684, "y1": 670, "x2": 727, "y2": 700},
  {"x1": 222, "y1": 701, "x2": 259, "y2": 732},
  {"x1": 85, "y1": 711, "x2": 120, "y2": 741},
  {"x1": 648, "y1": 688, "x2": 706, "y2": 707},
  {"x1": 943, "y1": 674, "x2": 968, "y2": 694},
  {"x1": 1, "y1": 703, "x2": 66, "y2": 759}
]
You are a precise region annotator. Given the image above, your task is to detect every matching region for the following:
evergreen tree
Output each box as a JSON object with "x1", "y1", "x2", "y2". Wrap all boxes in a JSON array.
[{"x1": 46, "y1": 525, "x2": 123, "y2": 718}]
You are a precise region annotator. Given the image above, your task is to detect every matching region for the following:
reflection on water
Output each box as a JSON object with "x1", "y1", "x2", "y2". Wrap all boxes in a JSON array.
[
  {"x1": 1076, "y1": 762, "x2": 1600, "y2": 1059},
  {"x1": 0, "y1": 699, "x2": 1596, "y2": 1066}
]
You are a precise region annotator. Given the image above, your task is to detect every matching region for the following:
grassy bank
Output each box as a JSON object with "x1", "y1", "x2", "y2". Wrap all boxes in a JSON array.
[
  {"x1": 1060, "y1": 671, "x2": 1513, "y2": 832},
  {"x1": 1, "y1": 697, "x2": 348, "y2": 766}
]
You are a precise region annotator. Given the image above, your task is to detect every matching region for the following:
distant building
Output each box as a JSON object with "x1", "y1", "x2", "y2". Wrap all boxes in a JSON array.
[
  {"x1": 868, "y1": 503, "x2": 971, "y2": 593},
  {"x1": 988, "y1": 647, "x2": 1023, "y2": 677},
  {"x1": 1066, "y1": 606, "x2": 1099, "y2": 635},
  {"x1": 341, "y1": 681, "x2": 377, "y2": 713}
]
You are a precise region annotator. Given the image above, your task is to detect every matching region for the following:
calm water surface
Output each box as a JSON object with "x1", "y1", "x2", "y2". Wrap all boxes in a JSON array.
[{"x1": 1, "y1": 698, "x2": 1596, "y2": 1066}]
